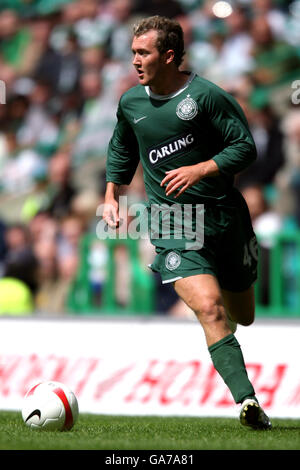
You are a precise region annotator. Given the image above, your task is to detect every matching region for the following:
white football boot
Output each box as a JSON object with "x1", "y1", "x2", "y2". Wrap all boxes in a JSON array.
[{"x1": 240, "y1": 398, "x2": 272, "y2": 430}]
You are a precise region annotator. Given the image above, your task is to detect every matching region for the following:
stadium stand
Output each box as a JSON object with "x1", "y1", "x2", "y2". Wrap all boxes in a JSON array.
[{"x1": 0, "y1": 0, "x2": 300, "y2": 318}]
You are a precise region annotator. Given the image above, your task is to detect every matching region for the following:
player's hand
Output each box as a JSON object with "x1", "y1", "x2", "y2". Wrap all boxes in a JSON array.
[
  {"x1": 160, "y1": 160, "x2": 219, "y2": 198},
  {"x1": 160, "y1": 165, "x2": 202, "y2": 198},
  {"x1": 102, "y1": 198, "x2": 120, "y2": 228}
]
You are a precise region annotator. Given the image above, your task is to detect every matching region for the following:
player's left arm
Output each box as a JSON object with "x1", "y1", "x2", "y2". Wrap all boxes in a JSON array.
[
  {"x1": 204, "y1": 86, "x2": 257, "y2": 176},
  {"x1": 161, "y1": 87, "x2": 257, "y2": 198}
]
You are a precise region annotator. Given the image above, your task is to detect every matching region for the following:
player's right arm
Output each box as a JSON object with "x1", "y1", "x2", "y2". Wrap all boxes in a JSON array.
[
  {"x1": 105, "y1": 99, "x2": 140, "y2": 227},
  {"x1": 103, "y1": 182, "x2": 121, "y2": 228}
]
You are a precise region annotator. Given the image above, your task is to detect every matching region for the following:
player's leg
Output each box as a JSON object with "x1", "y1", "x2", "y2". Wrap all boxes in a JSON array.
[
  {"x1": 217, "y1": 188, "x2": 258, "y2": 330},
  {"x1": 173, "y1": 273, "x2": 271, "y2": 429},
  {"x1": 221, "y1": 285, "x2": 255, "y2": 327},
  {"x1": 173, "y1": 273, "x2": 231, "y2": 346},
  {"x1": 174, "y1": 274, "x2": 256, "y2": 401},
  {"x1": 221, "y1": 288, "x2": 271, "y2": 428}
]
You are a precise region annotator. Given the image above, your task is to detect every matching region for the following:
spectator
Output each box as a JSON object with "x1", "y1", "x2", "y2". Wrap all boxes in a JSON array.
[
  {"x1": 3, "y1": 246, "x2": 39, "y2": 294},
  {"x1": 0, "y1": 222, "x2": 39, "y2": 315},
  {"x1": 242, "y1": 184, "x2": 283, "y2": 234},
  {"x1": 16, "y1": 79, "x2": 60, "y2": 154},
  {"x1": 71, "y1": 189, "x2": 100, "y2": 231},
  {"x1": 188, "y1": 5, "x2": 254, "y2": 86},
  {"x1": 72, "y1": 66, "x2": 119, "y2": 164},
  {"x1": 34, "y1": 28, "x2": 82, "y2": 96},
  {"x1": 29, "y1": 211, "x2": 78, "y2": 314},
  {"x1": 133, "y1": 0, "x2": 192, "y2": 54},
  {"x1": 106, "y1": 0, "x2": 145, "y2": 64},
  {"x1": 34, "y1": 236, "x2": 69, "y2": 315},
  {"x1": 251, "y1": 0, "x2": 287, "y2": 40},
  {"x1": 28, "y1": 210, "x2": 58, "y2": 245},
  {"x1": 46, "y1": 148, "x2": 77, "y2": 219},
  {"x1": 275, "y1": 108, "x2": 300, "y2": 225},
  {"x1": 216, "y1": 6, "x2": 254, "y2": 82},
  {"x1": 4, "y1": 222, "x2": 31, "y2": 252},
  {"x1": 71, "y1": 0, "x2": 114, "y2": 49},
  {"x1": 56, "y1": 214, "x2": 84, "y2": 280},
  {"x1": 241, "y1": 184, "x2": 283, "y2": 306},
  {"x1": 0, "y1": 130, "x2": 47, "y2": 195},
  {"x1": 236, "y1": 104, "x2": 285, "y2": 189},
  {"x1": 133, "y1": 0, "x2": 186, "y2": 19},
  {"x1": 0, "y1": 9, "x2": 31, "y2": 76},
  {"x1": 0, "y1": 219, "x2": 7, "y2": 274},
  {"x1": 16, "y1": 15, "x2": 54, "y2": 78},
  {"x1": 80, "y1": 45, "x2": 106, "y2": 71},
  {"x1": 5, "y1": 93, "x2": 30, "y2": 134},
  {"x1": 250, "y1": 14, "x2": 300, "y2": 87},
  {"x1": 0, "y1": 250, "x2": 38, "y2": 315}
]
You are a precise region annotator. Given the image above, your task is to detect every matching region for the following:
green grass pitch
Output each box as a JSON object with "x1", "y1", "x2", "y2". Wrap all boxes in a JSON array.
[{"x1": 1, "y1": 411, "x2": 300, "y2": 450}]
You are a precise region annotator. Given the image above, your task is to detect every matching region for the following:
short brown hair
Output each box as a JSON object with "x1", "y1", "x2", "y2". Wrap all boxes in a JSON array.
[{"x1": 133, "y1": 15, "x2": 185, "y2": 67}]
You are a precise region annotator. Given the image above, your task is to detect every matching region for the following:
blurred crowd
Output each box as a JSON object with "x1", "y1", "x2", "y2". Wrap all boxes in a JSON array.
[{"x1": 0, "y1": 0, "x2": 300, "y2": 317}]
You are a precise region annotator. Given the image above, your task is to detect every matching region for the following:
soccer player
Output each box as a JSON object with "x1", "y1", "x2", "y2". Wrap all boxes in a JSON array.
[{"x1": 103, "y1": 15, "x2": 271, "y2": 429}]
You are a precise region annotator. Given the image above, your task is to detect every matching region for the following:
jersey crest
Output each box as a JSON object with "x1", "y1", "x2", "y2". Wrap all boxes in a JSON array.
[
  {"x1": 176, "y1": 95, "x2": 198, "y2": 121},
  {"x1": 165, "y1": 251, "x2": 181, "y2": 271}
]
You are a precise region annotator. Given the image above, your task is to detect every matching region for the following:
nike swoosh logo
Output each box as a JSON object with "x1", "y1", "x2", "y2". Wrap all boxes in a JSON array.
[
  {"x1": 25, "y1": 409, "x2": 41, "y2": 422},
  {"x1": 133, "y1": 116, "x2": 147, "y2": 124}
]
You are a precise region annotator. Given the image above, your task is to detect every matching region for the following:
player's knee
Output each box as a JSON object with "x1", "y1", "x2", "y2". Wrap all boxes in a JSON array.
[{"x1": 195, "y1": 296, "x2": 225, "y2": 324}]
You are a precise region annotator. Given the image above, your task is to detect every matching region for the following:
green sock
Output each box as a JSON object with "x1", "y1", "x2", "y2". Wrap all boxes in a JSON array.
[{"x1": 208, "y1": 333, "x2": 255, "y2": 404}]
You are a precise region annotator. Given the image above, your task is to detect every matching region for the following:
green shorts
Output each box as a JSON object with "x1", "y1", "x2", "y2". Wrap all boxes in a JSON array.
[{"x1": 149, "y1": 190, "x2": 258, "y2": 292}]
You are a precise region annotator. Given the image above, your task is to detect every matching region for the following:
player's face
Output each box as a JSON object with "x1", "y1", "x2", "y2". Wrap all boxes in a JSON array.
[{"x1": 132, "y1": 30, "x2": 167, "y2": 88}]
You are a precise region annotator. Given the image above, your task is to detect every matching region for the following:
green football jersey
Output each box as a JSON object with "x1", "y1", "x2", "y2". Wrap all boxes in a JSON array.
[{"x1": 106, "y1": 73, "x2": 257, "y2": 206}]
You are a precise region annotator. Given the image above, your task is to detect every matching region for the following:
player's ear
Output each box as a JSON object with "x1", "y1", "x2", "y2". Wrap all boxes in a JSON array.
[{"x1": 164, "y1": 49, "x2": 175, "y2": 65}]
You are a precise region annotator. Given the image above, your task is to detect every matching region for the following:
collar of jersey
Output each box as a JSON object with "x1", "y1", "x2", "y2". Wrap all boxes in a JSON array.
[{"x1": 145, "y1": 72, "x2": 196, "y2": 100}]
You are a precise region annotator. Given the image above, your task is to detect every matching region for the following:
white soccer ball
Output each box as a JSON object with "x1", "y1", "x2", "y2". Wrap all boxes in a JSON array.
[{"x1": 22, "y1": 381, "x2": 79, "y2": 431}]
